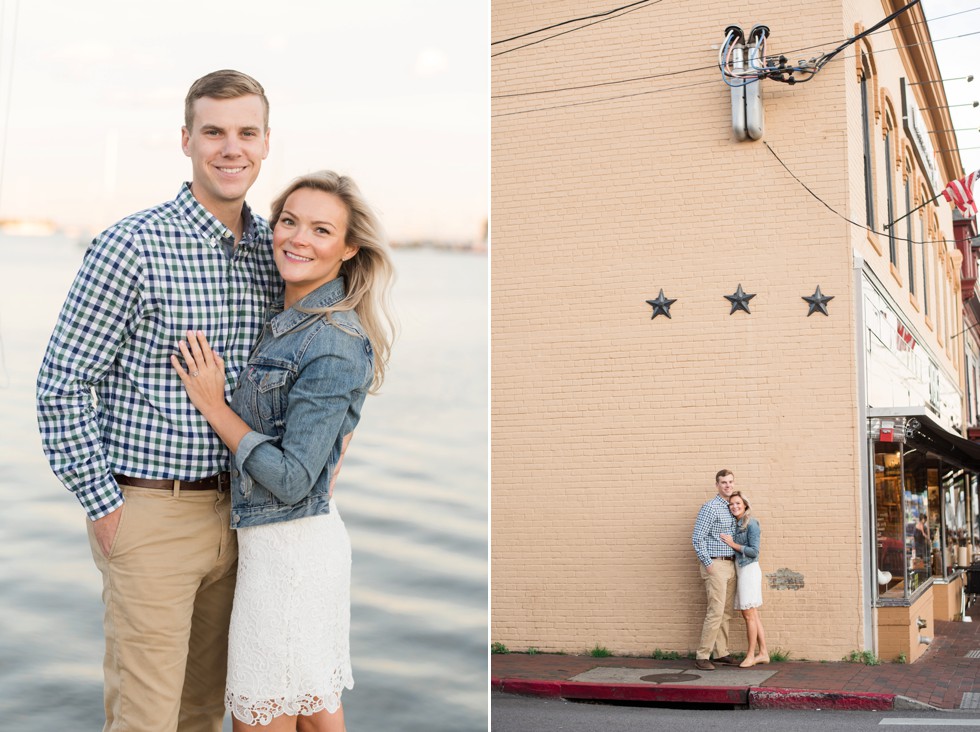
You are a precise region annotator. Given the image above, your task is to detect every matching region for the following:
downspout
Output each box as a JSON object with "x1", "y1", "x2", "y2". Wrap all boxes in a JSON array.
[{"x1": 854, "y1": 252, "x2": 876, "y2": 654}]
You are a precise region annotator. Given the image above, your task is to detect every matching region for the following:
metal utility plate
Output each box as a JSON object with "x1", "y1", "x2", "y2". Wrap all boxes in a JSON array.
[{"x1": 570, "y1": 666, "x2": 778, "y2": 686}]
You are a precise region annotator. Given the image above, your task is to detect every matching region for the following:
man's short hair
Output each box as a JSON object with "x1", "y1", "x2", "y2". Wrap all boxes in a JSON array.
[
  {"x1": 184, "y1": 69, "x2": 269, "y2": 131},
  {"x1": 715, "y1": 469, "x2": 734, "y2": 482}
]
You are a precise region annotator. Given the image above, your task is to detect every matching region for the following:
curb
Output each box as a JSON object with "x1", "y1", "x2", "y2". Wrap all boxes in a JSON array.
[
  {"x1": 493, "y1": 677, "x2": 897, "y2": 710},
  {"x1": 749, "y1": 687, "x2": 895, "y2": 711},
  {"x1": 496, "y1": 678, "x2": 748, "y2": 704}
]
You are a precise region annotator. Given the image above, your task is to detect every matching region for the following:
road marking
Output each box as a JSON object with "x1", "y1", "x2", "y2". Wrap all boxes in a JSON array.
[{"x1": 880, "y1": 720, "x2": 980, "y2": 726}]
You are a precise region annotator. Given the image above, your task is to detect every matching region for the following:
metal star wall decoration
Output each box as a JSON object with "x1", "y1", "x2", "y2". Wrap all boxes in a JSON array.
[
  {"x1": 724, "y1": 284, "x2": 756, "y2": 314},
  {"x1": 646, "y1": 289, "x2": 677, "y2": 319},
  {"x1": 802, "y1": 285, "x2": 834, "y2": 316}
]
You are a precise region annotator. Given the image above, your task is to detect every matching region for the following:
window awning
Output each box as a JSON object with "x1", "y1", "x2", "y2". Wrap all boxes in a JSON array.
[{"x1": 869, "y1": 407, "x2": 980, "y2": 471}]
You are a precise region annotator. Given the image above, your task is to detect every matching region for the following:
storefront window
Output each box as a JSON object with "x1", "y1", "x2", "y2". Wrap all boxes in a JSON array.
[
  {"x1": 902, "y1": 449, "x2": 930, "y2": 593},
  {"x1": 943, "y1": 470, "x2": 970, "y2": 572},
  {"x1": 875, "y1": 443, "x2": 906, "y2": 598},
  {"x1": 972, "y1": 475, "x2": 980, "y2": 561},
  {"x1": 872, "y1": 430, "x2": 980, "y2": 603}
]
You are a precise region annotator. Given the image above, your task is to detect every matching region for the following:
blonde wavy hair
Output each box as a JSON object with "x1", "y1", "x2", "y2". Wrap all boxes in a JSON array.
[
  {"x1": 729, "y1": 490, "x2": 752, "y2": 530},
  {"x1": 269, "y1": 171, "x2": 397, "y2": 391}
]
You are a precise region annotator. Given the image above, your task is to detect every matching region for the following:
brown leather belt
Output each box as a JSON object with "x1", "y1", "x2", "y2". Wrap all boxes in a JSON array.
[
  {"x1": 711, "y1": 556, "x2": 734, "y2": 561},
  {"x1": 114, "y1": 472, "x2": 231, "y2": 492}
]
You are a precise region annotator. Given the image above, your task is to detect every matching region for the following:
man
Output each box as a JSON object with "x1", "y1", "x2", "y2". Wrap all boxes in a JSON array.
[
  {"x1": 691, "y1": 468, "x2": 740, "y2": 670},
  {"x1": 37, "y1": 70, "x2": 277, "y2": 732}
]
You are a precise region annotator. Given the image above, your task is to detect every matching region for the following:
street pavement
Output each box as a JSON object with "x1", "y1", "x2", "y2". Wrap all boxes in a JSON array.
[{"x1": 492, "y1": 615, "x2": 980, "y2": 711}]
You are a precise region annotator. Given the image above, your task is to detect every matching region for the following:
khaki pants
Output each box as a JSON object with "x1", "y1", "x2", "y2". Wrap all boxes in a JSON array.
[
  {"x1": 696, "y1": 559, "x2": 737, "y2": 660},
  {"x1": 87, "y1": 485, "x2": 237, "y2": 732}
]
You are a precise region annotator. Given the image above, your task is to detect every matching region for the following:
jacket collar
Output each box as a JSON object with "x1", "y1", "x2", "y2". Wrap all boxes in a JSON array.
[{"x1": 269, "y1": 277, "x2": 348, "y2": 336}]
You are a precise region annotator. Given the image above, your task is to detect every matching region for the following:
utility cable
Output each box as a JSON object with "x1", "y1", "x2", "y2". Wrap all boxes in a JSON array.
[
  {"x1": 767, "y1": 140, "x2": 977, "y2": 343},
  {"x1": 492, "y1": 1, "x2": 662, "y2": 58},
  {"x1": 819, "y1": 0, "x2": 921, "y2": 67},
  {"x1": 494, "y1": 21, "x2": 980, "y2": 119},
  {"x1": 495, "y1": 5, "x2": 980, "y2": 101},
  {"x1": 492, "y1": 0, "x2": 652, "y2": 45},
  {"x1": 492, "y1": 77, "x2": 716, "y2": 118},
  {"x1": 765, "y1": 141, "x2": 956, "y2": 246}
]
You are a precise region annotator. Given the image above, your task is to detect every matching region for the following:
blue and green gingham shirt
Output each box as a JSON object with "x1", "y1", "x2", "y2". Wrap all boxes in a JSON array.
[
  {"x1": 37, "y1": 183, "x2": 281, "y2": 520},
  {"x1": 691, "y1": 495, "x2": 737, "y2": 567}
]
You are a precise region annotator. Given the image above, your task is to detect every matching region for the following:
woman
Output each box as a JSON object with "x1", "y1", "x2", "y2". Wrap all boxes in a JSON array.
[
  {"x1": 172, "y1": 171, "x2": 395, "y2": 731},
  {"x1": 720, "y1": 491, "x2": 770, "y2": 668}
]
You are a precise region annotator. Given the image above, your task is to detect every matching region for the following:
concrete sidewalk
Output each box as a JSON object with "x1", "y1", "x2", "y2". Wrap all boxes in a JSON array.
[{"x1": 492, "y1": 618, "x2": 980, "y2": 711}]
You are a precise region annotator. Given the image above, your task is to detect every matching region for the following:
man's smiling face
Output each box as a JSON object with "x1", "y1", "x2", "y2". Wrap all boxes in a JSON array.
[{"x1": 181, "y1": 94, "x2": 269, "y2": 216}]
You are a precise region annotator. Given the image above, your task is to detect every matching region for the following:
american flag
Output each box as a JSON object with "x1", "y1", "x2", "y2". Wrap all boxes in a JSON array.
[{"x1": 942, "y1": 169, "x2": 980, "y2": 217}]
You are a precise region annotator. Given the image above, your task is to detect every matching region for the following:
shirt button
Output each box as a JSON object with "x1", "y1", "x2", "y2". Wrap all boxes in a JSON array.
[
  {"x1": 232, "y1": 469, "x2": 240, "y2": 478},
  {"x1": 232, "y1": 514, "x2": 240, "y2": 525}
]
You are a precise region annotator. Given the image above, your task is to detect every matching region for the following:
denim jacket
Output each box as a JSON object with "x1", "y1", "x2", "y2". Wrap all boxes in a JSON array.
[
  {"x1": 229, "y1": 277, "x2": 374, "y2": 529},
  {"x1": 733, "y1": 518, "x2": 761, "y2": 568}
]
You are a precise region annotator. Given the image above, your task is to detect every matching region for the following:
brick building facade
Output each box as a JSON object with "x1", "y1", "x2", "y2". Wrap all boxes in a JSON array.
[{"x1": 492, "y1": 0, "x2": 978, "y2": 662}]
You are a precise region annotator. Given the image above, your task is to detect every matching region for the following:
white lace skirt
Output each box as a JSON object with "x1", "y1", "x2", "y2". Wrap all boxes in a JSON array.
[
  {"x1": 225, "y1": 501, "x2": 354, "y2": 726},
  {"x1": 734, "y1": 561, "x2": 763, "y2": 610}
]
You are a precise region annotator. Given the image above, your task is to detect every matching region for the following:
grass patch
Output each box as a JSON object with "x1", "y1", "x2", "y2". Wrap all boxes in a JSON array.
[
  {"x1": 527, "y1": 647, "x2": 540, "y2": 655},
  {"x1": 589, "y1": 644, "x2": 613, "y2": 658},
  {"x1": 769, "y1": 648, "x2": 792, "y2": 662},
  {"x1": 895, "y1": 652, "x2": 907, "y2": 664},
  {"x1": 843, "y1": 650, "x2": 880, "y2": 665},
  {"x1": 491, "y1": 642, "x2": 509, "y2": 655},
  {"x1": 651, "y1": 648, "x2": 683, "y2": 660}
]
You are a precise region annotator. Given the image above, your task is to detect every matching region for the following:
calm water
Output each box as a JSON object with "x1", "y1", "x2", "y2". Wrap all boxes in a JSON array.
[{"x1": 0, "y1": 236, "x2": 488, "y2": 731}]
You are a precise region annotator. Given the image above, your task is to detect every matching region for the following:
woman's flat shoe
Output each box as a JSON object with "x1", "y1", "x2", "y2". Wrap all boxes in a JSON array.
[
  {"x1": 756, "y1": 655, "x2": 770, "y2": 665},
  {"x1": 739, "y1": 659, "x2": 756, "y2": 668}
]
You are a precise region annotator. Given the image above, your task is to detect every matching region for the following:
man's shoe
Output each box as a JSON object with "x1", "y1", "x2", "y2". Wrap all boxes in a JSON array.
[
  {"x1": 713, "y1": 655, "x2": 739, "y2": 665},
  {"x1": 694, "y1": 659, "x2": 715, "y2": 671}
]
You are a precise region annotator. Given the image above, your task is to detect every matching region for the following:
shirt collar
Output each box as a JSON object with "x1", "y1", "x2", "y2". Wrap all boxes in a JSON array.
[
  {"x1": 175, "y1": 182, "x2": 260, "y2": 250},
  {"x1": 268, "y1": 277, "x2": 348, "y2": 336},
  {"x1": 714, "y1": 495, "x2": 735, "y2": 517}
]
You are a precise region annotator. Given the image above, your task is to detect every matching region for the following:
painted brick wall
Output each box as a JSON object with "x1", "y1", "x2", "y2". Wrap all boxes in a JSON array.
[{"x1": 492, "y1": 0, "x2": 962, "y2": 661}]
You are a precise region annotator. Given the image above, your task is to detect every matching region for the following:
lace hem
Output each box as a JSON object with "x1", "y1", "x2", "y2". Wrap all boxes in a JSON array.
[
  {"x1": 226, "y1": 680, "x2": 354, "y2": 726},
  {"x1": 734, "y1": 601, "x2": 763, "y2": 610}
]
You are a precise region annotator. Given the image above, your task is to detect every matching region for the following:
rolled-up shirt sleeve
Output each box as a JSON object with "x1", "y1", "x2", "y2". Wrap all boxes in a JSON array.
[
  {"x1": 692, "y1": 504, "x2": 715, "y2": 567},
  {"x1": 36, "y1": 234, "x2": 144, "y2": 521}
]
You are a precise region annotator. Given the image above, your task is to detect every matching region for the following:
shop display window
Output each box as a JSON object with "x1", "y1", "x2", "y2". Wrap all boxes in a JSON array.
[
  {"x1": 902, "y1": 449, "x2": 931, "y2": 594},
  {"x1": 943, "y1": 470, "x2": 970, "y2": 573},
  {"x1": 873, "y1": 438, "x2": 978, "y2": 602},
  {"x1": 875, "y1": 443, "x2": 906, "y2": 599}
]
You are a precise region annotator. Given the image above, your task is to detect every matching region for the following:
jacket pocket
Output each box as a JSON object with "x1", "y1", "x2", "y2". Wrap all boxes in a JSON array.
[{"x1": 245, "y1": 363, "x2": 292, "y2": 424}]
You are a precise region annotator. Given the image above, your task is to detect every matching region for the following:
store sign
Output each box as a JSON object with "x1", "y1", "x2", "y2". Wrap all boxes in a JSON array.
[
  {"x1": 900, "y1": 78, "x2": 941, "y2": 198},
  {"x1": 897, "y1": 323, "x2": 917, "y2": 352}
]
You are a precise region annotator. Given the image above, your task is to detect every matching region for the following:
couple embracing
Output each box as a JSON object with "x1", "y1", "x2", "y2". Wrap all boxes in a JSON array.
[
  {"x1": 691, "y1": 469, "x2": 769, "y2": 670},
  {"x1": 37, "y1": 70, "x2": 395, "y2": 731}
]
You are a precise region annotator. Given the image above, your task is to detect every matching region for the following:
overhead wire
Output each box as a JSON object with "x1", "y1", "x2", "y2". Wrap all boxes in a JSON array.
[
  {"x1": 493, "y1": 3, "x2": 980, "y2": 102},
  {"x1": 493, "y1": 77, "x2": 718, "y2": 118},
  {"x1": 492, "y1": 0, "x2": 653, "y2": 46},
  {"x1": 491, "y1": 1, "x2": 663, "y2": 58},
  {"x1": 764, "y1": 142, "x2": 957, "y2": 247},
  {"x1": 493, "y1": 25, "x2": 980, "y2": 118}
]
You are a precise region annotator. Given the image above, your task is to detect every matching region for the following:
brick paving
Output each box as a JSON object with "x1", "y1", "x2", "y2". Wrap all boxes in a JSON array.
[{"x1": 492, "y1": 617, "x2": 980, "y2": 710}]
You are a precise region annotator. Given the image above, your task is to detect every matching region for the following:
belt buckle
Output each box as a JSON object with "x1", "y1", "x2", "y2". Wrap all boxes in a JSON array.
[{"x1": 216, "y1": 472, "x2": 230, "y2": 493}]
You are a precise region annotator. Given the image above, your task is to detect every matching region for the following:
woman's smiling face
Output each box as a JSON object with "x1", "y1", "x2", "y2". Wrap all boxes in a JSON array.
[{"x1": 729, "y1": 495, "x2": 746, "y2": 519}]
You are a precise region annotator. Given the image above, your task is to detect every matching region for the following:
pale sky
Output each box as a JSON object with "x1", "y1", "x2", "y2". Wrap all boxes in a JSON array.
[
  {"x1": 923, "y1": 0, "x2": 980, "y2": 178},
  {"x1": 0, "y1": 0, "x2": 488, "y2": 243}
]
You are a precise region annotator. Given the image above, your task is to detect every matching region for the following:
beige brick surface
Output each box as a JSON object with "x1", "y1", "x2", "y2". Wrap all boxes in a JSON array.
[{"x1": 492, "y1": 0, "x2": 963, "y2": 661}]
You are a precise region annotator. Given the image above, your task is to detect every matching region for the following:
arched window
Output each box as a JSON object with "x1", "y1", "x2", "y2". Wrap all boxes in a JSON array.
[
  {"x1": 860, "y1": 52, "x2": 876, "y2": 230},
  {"x1": 905, "y1": 163, "x2": 915, "y2": 296},
  {"x1": 919, "y1": 203, "x2": 930, "y2": 317},
  {"x1": 884, "y1": 112, "x2": 897, "y2": 267}
]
